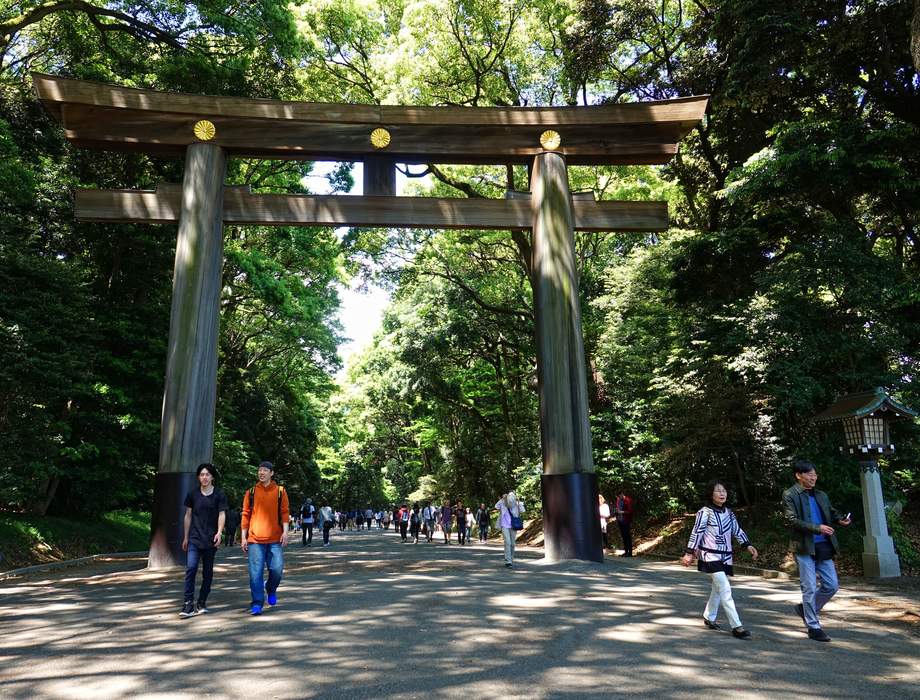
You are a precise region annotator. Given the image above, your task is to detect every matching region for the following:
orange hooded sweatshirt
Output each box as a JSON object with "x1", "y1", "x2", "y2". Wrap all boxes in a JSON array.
[{"x1": 241, "y1": 481, "x2": 290, "y2": 543}]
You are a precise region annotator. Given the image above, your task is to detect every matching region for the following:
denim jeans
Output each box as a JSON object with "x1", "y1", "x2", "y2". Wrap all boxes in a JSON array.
[
  {"x1": 457, "y1": 523, "x2": 466, "y2": 544},
  {"x1": 247, "y1": 542, "x2": 283, "y2": 606},
  {"x1": 183, "y1": 543, "x2": 216, "y2": 603},
  {"x1": 322, "y1": 522, "x2": 332, "y2": 544},
  {"x1": 795, "y1": 554, "x2": 839, "y2": 629}
]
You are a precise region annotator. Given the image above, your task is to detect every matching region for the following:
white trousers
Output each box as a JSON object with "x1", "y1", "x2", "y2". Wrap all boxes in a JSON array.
[
  {"x1": 501, "y1": 527, "x2": 516, "y2": 563},
  {"x1": 704, "y1": 571, "x2": 742, "y2": 628}
]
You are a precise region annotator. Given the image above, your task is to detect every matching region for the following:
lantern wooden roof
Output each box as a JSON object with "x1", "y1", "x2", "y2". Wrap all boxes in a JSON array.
[
  {"x1": 812, "y1": 388, "x2": 917, "y2": 423},
  {"x1": 32, "y1": 73, "x2": 708, "y2": 165}
]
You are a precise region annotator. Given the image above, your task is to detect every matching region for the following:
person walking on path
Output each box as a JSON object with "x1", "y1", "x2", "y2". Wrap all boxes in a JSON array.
[
  {"x1": 241, "y1": 461, "x2": 290, "y2": 616},
  {"x1": 318, "y1": 502, "x2": 334, "y2": 547},
  {"x1": 614, "y1": 490, "x2": 634, "y2": 556},
  {"x1": 409, "y1": 504, "x2": 422, "y2": 543},
  {"x1": 422, "y1": 503, "x2": 436, "y2": 542},
  {"x1": 495, "y1": 492, "x2": 524, "y2": 567},
  {"x1": 180, "y1": 463, "x2": 228, "y2": 618},
  {"x1": 598, "y1": 494, "x2": 611, "y2": 549},
  {"x1": 365, "y1": 507, "x2": 374, "y2": 530},
  {"x1": 224, "y1": 506, "x2": 241, "y2": 547},
  {"x1": 681, "y1": 479, "x2": 757, "y2": 639},
  {"x1": 455, "y1": 500, "x2": 467, "y2": 545},
  {"x1": 300, "y1": 498, "x2": 316, "y2": 547},
  {"x1": 440, "y1": 500, "x2": 453, "y2": 544},
  {"x1": 783, "y1": 459, "x2": 852, "y2": 642},
  {"x1": 475, "y1": 503, "x2": 490, "y2": 542},
  {"x1": 399, "y1": 504, "x2": 410, "y2": 542},
  {"x1": 465, "y1": 507, "x2": 474, "y2": 544}
]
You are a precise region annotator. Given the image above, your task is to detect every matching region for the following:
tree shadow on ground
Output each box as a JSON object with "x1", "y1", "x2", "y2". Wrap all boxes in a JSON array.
[{"x1": 0, "y1": 530, "x2": 917, "y2": 699}]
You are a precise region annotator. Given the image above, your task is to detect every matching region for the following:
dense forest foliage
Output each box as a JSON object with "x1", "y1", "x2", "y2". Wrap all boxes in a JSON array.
[{"x1": 2, "y1": 2, "x2": 919, "y2": 554}]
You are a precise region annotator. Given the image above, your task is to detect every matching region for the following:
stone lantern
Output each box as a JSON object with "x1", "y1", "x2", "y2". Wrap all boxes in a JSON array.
[{"x1": 812, "y1": 387, "x2": 917, "y2": 577}]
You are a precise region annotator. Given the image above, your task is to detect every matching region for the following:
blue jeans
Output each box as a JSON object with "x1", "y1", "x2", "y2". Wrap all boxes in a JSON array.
[
  {"x1": 247, "y1": 542, "x2": 283, "y2": 606},
  {"x1": 183, "y1": 543, "x2": 216, "y2": 603},
  {"x1": 795, "y1": 554, "x2": 839, "y2": 629}
]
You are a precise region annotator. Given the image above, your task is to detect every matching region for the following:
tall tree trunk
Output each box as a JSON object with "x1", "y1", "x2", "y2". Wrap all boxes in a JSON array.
[
  {"x1": 32, "y1": 475, "x2": 60, "y2": 516},
  {"x1": 732, "y1": 449, "x2": 750, "y2": 509},
  {"x1": 912, "y1": 0, "x2": 920, "y2": 74}
]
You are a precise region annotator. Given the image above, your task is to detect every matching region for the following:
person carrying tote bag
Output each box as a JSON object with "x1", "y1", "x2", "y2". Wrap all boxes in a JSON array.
[{"x1": 495, "y1": 491, "x2": 525, "y2": 568}]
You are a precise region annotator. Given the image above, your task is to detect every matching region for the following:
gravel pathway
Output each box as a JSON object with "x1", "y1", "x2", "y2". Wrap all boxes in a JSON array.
[{"x1": 1, "y1": 529, "x2": 917, "y2": 699}]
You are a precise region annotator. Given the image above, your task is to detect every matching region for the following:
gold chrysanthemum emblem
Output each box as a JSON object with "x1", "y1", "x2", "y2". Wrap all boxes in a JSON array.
[
  {"x1": 539, "y1": 130, "x2": 561, "y2": 150},
  {"x1": 370, "y1": 128, "x2": 391, "y2": 149},
  {"x1": 193, "y1": 120, "x2": 216, "y2": 141}
]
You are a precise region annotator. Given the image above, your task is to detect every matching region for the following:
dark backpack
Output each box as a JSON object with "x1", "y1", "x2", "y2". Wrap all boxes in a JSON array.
[{"x1": 410, "y1": 512, "x2": 419, "y2": 524}]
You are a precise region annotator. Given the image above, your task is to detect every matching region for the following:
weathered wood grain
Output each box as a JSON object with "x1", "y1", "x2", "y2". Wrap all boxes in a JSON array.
[
  {"x1": 363, "y1": 156, "x2": 396, "y2": 196},
  {"x1": 158, "y1": 144, "x2": 226, "y2": 476},
  {"x1": 532, "y1": 152, "x2": 595, "y2": 476},
  {"x1": 35, "y1": 73, "x2": 707, "y2": 165},
  {"x1": 74, "y1": 186, "x2": 669, "y2": 232}
]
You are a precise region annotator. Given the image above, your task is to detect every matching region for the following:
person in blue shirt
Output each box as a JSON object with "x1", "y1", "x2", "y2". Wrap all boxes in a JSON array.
[{"x1": 782, "y1": 460, "x2": 852, "y2": 642}]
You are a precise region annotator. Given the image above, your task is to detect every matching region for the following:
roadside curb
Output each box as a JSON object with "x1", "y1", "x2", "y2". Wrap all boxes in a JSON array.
[{"x1": 0, "y1": 551, "x2": 148, "y2": 581}]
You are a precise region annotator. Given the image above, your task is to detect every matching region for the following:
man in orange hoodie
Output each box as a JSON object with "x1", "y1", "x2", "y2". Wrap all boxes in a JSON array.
[{"x1": 241, "y1": 461, "x2": 290, "y2": 615}]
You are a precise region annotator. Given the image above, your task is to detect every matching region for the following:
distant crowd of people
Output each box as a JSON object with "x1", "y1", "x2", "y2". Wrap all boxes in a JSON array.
[{"x1": 179, "y1": 458, "x2": 850, "y2": 643}]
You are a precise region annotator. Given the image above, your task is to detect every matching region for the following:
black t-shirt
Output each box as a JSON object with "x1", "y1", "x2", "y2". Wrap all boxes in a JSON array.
[{"x1": 184, "y1": 487, "x2": 229, "y2": 549}]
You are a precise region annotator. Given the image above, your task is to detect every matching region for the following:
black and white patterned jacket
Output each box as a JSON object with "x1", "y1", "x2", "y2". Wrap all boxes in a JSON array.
[{"x1": 685, "y1": 505, "x2": 752, "y2": 567}]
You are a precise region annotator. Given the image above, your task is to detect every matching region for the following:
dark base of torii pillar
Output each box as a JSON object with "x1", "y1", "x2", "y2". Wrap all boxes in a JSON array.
[
  {"x1": 542, "y1": 473, "x2": 602, "y2": 561},
  {"x1": 148, "y1": 142, "x2": 227, "y2": 568},
  {"x1": 531, "y1": 150, "x2": 603, "y2": 564}
]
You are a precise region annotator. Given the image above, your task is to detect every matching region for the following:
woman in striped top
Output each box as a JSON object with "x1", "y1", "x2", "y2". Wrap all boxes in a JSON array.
[{"x1": 681, "y1": 479, "x2": 758, "y2": 639}]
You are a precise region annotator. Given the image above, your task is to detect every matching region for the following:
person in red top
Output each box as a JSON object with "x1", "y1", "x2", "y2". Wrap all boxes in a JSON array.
[
  {"x1": 241, "y1": 461, "x2": 290, "y2": 615},
  {"x1": 614, "y1": 490, "x2": 634, "y2": 556}
]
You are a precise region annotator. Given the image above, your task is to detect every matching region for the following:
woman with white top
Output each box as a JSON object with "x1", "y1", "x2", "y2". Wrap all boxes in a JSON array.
[
  {"x1": 598, "y1": 494, "x2": 611, "y2": 549},
  {"x1": 495, "y1": 491, "x2": 525, "y2": 567},
  {"x1": 681, "y1": 479, "x2": 758, "y2": 639}
]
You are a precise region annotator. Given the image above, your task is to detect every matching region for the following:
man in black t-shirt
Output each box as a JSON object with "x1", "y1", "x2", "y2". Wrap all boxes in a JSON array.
[{"x1": 180, "y1": 463, "x2": 229, "y2": 617}]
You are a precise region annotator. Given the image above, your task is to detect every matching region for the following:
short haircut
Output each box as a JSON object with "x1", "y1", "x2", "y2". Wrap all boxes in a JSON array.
[
  {"x1": 704, "y1": 478, "x2": 727, "y2": 502},
  {"x1": 792, "y1": 459, "x2": 816, "y2": 475},
  {"x1": 197, "y1": 463, "x2": 217, "y2": 479}
]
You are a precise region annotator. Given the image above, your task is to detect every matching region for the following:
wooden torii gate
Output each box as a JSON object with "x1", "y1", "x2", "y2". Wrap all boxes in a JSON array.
[{"x1": 33, "y1": 73, "x2": 707, "y2": 568}]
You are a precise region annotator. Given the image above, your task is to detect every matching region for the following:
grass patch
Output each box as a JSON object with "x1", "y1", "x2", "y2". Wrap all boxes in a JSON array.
[{"x1": 0, "y1": 510, "x2": 149, "y2": 571}]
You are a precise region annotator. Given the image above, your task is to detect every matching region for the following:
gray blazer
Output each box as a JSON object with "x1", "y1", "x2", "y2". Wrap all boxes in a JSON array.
[{"x1": 781, "y1": 483, "x2": 843, "y2": 556}]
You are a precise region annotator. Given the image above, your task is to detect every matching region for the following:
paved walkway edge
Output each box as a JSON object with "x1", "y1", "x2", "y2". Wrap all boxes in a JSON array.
[{"x1": 0, "y1": 551, "x2": 148, "y2": 580}]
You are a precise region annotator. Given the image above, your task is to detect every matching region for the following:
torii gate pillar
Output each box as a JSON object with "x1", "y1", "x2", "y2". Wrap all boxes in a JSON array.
[
  {"x1": 532, "y1": 152, "x2": 603, "y2": 563},
  {"x1": 149, "y1": 143, "x2": 227, "y2": 568}
]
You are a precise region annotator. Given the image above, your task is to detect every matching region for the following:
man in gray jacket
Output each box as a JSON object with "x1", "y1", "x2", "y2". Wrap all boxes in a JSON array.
[{"x1": 782, "y1": 460, "x2": 852, "y2": 642}]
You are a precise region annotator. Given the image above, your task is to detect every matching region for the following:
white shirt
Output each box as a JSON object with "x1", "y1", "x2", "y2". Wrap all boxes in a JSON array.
[{"x1": 599, "y1": 502, "x2": 611, "y2": 531}]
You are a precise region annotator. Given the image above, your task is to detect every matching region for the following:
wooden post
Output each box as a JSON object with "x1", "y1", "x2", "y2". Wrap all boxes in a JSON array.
[
  {"x1": 363, "y1": 156, "x2": 396, "y2": 196},
  {"x1": 531, "y1": 151, "x2": 602, "y2": 562},
  {"x1": 148, "y1": 142, "x2": 227, "y2": 568}
]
